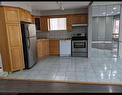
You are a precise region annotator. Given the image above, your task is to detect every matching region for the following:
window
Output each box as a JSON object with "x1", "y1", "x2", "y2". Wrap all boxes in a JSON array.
[{"x1": 48, "y1": 18, "x2": 67, "y2": 31}]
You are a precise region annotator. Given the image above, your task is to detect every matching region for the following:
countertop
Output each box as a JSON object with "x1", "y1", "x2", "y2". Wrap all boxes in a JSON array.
[{"x1": 37, "y1": 38, "x2": 71, "y2": 40}]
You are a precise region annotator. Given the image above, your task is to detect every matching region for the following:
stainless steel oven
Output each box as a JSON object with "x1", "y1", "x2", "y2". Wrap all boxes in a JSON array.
[
  {"x1": 71, "y1": 40, "x2": 88, "y2": 57},
  {"x1": 74, "y1": 41, "x2": 86, "y2": 48}
]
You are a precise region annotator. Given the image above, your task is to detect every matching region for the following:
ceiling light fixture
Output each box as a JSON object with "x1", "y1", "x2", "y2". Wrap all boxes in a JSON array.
[{"x1": 57, "y1": 1, "x2": 64, "y2": 10}]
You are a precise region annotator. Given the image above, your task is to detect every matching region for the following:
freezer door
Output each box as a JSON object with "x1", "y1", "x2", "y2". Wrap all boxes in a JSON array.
[
  {"x1": 27, "y1": 37, "x2": 37, "y2": 68},
  {"x1": 28, "y1": 24, "x2": 36, "y2": 37},
  {"x1": 23, "y1": 24, "x2": 29, "y2": 38}
]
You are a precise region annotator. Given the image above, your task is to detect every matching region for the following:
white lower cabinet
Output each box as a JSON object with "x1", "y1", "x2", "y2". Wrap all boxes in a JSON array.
[{"x1": 60, "y1": 40, "x2": 71, "y2": 56}]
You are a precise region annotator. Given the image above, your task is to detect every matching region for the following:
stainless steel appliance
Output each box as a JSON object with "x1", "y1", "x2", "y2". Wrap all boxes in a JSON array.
[
  {"x1": 71, "y1": 33, "x2": 88, "y2": 57},
  {"x1": 21, "y1": 23, "x2": 37, "y2": 69}
]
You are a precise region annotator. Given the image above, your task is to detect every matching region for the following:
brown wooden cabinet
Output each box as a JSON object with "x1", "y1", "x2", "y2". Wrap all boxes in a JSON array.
[
  {"x1": 25, "y1": 11, "x2": 32, "y2": 22},
  {"x1": 49, "y1": 40, "x2": 59, "y2": 56},
  {"x1": 19, "y1": 8, "x2": 26, "y2": 22},
  {"x1": 37, "y1": 40, "x2": 43, "y2": 58},
  {"x1": 67, "y1": 15, "x2": 72, "y2": 32},
  {"x1": 19, "y1": 8, "x2": 32, "y2": 23},
  {"x1": 6, "y1": 23, "x2": 24, "y2": 72},
  {"x1": 4, "y1": 7, "x2": 20, "y2": 23},
  {"x1": 40, "y1": 16, "x2": 49, "y2": 32},
  {"x1": 37, "y1": 39, "x2": 49, "y2": 59},
  {"x1": 0, "y1": 7, "x2": 25, "y2": 72},
  {"x1": 10, "y1": 47, "x2": 24, "y2": 71},
  {"x1": 32, "y1": 15, "x2": 35, "y2": 23},
  {"x1": 6, "y1": 24, "x2": 22, "y2": 47},
  {"x1": 72, "y1": 14, "x2": 88, "y2": 24},
  {"x1": 45, "y1": 40, "x2": 49, "y2": 56}
]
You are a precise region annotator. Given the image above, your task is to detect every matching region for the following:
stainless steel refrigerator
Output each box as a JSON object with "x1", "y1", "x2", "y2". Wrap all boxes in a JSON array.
[{"x1": 21, "y1": 23, "x2": 37, "y2": 69}]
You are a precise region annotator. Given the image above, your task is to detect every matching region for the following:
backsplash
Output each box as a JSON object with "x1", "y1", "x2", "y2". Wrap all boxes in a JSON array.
[
  {"x1": 36, "y1": 30, "x2": 72, "y2": 39},
  {"x1": 36, "y1": 26, "x2": 88, "y2": 39},
  {"x1": 48, "y1": 30, "x2": 72, "y2": 39}
]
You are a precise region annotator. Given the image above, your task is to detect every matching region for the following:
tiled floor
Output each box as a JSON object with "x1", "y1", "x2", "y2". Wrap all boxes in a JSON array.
[
  {"x1": 3, "y1": 56, "x2": 122, "y2": 84},
  {"x1": 0, "y1": 69, "x2": 8, "y2": 77},
  {"x1": 91, "y1": 48, "x2": 118, "y2": 58}
]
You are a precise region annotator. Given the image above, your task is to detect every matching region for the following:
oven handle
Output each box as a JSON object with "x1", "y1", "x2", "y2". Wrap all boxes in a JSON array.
[{"x1": 72, "y1": 41, "x2": 87, "y2": 48}]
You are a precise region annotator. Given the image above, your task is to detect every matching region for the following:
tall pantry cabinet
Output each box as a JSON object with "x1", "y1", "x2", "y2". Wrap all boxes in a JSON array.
[{"x1": 0, "y1": 6, "x2": 25, "y2": 72}]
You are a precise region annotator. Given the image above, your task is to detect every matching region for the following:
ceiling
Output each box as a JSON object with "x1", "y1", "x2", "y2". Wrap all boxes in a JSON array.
[
  {"x1": 1, "y1": 1, "x2": 122, "y2": 12},
  {"x1": 92, "y1": 1, "x2": 122, "y2": 5},
  {"x1": 25, "y1": 1, "x2": 90, "y2": 11}
]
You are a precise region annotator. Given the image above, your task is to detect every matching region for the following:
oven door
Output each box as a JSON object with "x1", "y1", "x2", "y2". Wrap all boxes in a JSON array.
[{"x1": 72, "y1": 40, "x2": 87, "y2": 52}]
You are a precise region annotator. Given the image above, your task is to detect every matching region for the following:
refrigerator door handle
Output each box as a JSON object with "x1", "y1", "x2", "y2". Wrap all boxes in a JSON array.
[
  {"x1": 27, "y1": 26, "x2": 30, "y2": 37},
  {"x1": 27, "y1": 25, "x2": 31, "y2": 49},
  {"x1": 27, "y1": 38, "x2": 30, "y2": 49}
]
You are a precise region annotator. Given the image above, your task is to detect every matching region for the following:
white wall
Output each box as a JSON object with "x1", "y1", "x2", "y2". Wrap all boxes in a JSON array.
[
  {"x1": 119, "y1": 4, "x2": 122, "y2": 58},
  {"x1": 92, "y1": 16, "x2": 113, "y2": 41},
  {"x1": 31, "y1": 10, "x2": 41, "y2": 16},
  {"x1": 1, "y1": 2, "x2": 88, "y2": 16},
  {"x1": 1, "y1": 2, "x2": 32, "y2": 12},
  {"x1": 32, "y1": 8, "x2": 88, "y2": 16},
  {"x1": 88, "y1": 5, "x2": 92, "y2": 58}
]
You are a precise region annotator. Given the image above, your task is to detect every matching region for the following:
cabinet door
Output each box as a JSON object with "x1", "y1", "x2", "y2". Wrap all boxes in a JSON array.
[
  {"x1": 6, "y1": 24, "x2": 22, "y2": 47},
  {"x1": 46, "y1": 40, "x2": 49, "y2": 56},
  {"x1": 32, "y1": 16, "x2": 35, "y2": 23},
  {"x1": 19, "y1": 9, "x2": 27, "y2": 21},
  {"x1": 72, "y1": 15, "x2": 81, "y2": 24},
  {"x1": 41, "y1": 40, "x2": 48, "y2": 56},
  {"x1": 67, "y1": 15, "x2": 72, "y2": 32},
  {"x1": 20, "y1": 9, "x2": 32, "y2": 22},
  {"x1": 26, "y1": 11, "x2": 32, "y2": 22},
  {"x1": 49, "y1": 40, "x2": 59, "y2": 55},
  {"x1": 37, "y1": 40, "x2": 49, "y2": 59},
  {"x1": 43, "y1": 41, "x2": 46, "y2": 56},
  {"x1": 72, "y1": 14, "x2": 88, "y2": 24},
  {"x1": 80, "y1": 15, "x2": 88, "y2": 24},
  {"x1": 4, "y1": 7, "x2": 20, "y2": 23},
  {"x1": 37, "y1": 40, "x2": 43, "y2": 59},
  {"x1": 44, "y1": 40, "x2": 49, "y2": 56},
  {"x1": 40, "y1": 16, "x2": 48, "y2": 32},
  {"x1": 10, "y1": 47, "x2": 24, "y2": 71}
]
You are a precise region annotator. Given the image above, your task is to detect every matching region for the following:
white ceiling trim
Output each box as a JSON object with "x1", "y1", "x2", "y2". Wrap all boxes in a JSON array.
[{"x1": 92, "y1": 1, "x2": 122, "y2": 5}]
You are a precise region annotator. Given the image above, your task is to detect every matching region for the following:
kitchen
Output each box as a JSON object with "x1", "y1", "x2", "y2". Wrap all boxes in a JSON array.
[
  {"x1": 0, "y1": 1, "x2": 122, "y2": 84},
  {"x1": 36, "y1": 14, "x2": 88, "y2": 58}
]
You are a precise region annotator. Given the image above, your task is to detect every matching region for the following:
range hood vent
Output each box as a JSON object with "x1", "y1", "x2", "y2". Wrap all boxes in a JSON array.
[{"x1": 72, "y1": 24, "x2": 88, "y2": 27}]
